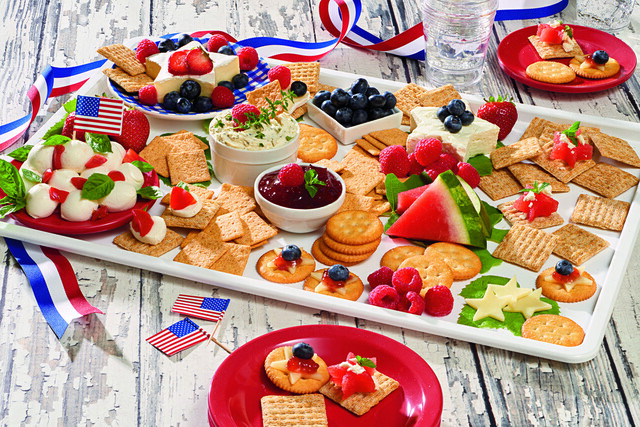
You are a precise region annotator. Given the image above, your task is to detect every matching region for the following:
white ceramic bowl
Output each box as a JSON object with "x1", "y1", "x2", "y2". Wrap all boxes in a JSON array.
[
  {"x1": 254, "y1": 163, "x2": 346, "y2": 233},
  {"x1": 208, "y1": 123, "x2": 300, "y2": 187},
  {"x1": 306, "y1": 101, "x2": 403, "y2": 145}
]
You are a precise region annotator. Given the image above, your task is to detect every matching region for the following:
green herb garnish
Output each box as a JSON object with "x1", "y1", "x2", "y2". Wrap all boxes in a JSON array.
[
  {"x1": 355, "y1": 355, "x2": 376, "y2": 368},
  {"x1": 43, "y1": 135, "x2": 71, "y2": 146},
  {"x1": 561, "y1": 121, "x2": 581, "y2": 146},
  {"x1": 518, "y1": 180, "x2": 550, "y2": 194},
  {"x1": 7, "y1": 145, "x2": 34, "y2": 162},
  {"x1": 304, "y1": 169, "x2": 326, "y2": 198},
  {"x1": 136, "y1": 186, "x2": 162, "y2": 199},
  {"x1": 177, "y1": 182, "x2": 190, "y2": 191},
  {"x1": 0, "y1": 160, "x2": 26, "y2": 218},
  {"x1": 85, "y1": 133, "x2": 112, "y2": 154},
  {"x1": 565, "y1": 25, "x2": 573, "y2": 39},
  {"x1": 81, "y1": 173, "x2": 115, "y2": 200},
  {"x1": 131, "y1": 160, "x2": 154, "y2": 173}
]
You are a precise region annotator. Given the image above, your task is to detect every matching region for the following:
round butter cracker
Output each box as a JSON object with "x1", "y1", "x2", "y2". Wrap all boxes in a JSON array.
[
  {"x1": 297, "y1": 123, "x2": 338, "y2": 163},
  {"x1": 264, "y1": 346, "x2": 330, "y2": 393},
  {"x1": 325, "y1": 210, "x2": 383, "y2": 246},
  {"x1": 569, "y1": 57, "x2": 620, "y2": 79},
  {"x1": 535, "y1": 266, "x2": 596, "y2": 303},
  {"x1": 303, "y1": 268, "x2": 364, "y2": 301},
  {"x1": 526, "y1": 61, "x2": 576, "y2": 84},
  {"x1": 424, "y1": 242, "x2": 482, "y2": 280},
  {"x1": 521, "y1": 314, "x2": 585, "y2": 347},
  {"x1": 257, "y1": 247, "x2": 316, "y2": 283},
  {"x1": 380, "y1": 246, "x2": 425, "y2": 271}
]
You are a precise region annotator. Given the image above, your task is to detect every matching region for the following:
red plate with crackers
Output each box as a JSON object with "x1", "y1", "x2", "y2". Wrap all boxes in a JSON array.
[
  {"x1": 497, "y1": 25, "x2": 637, "y2": 93},
  {"x1": 207, "y1": 324, "x2": 443, "y2": 427}
]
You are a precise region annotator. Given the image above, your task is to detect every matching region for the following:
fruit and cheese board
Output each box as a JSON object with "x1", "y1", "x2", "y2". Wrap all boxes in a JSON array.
[{"x1": 2, "y1": 35, "x2": 640, "y2": 364}]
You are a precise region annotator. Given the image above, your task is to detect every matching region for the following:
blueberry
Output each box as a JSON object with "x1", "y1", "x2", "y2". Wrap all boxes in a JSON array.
[
  {"x1": 175, "y1": 97, "x2": 192, "y2": 114},
  {"x1": 192, "y1": 96, "x2": 213, "y2": 113},
  {"x1": 382, "y1": 91, "x2": 397, "y2": 109},
  {"x1": 180, "y1": 80, "x2": 201, "y2": 100},
  {"x1": 313, "y1": 90, "x2": 331, "y2": 107},
  {"x1": 368, "y1": 108, "x2": 384, "y2": 121},
  {"x1": 365, "y1": 87, "x2": 380, "y2": 97},
  {"x1": 281, "y1": 244, "x2": 302, "y2": 261},
  {"x1": 555, "y1": 260, "x2": 574, "y2": 276},
  {"x1": 292, "y1": 342, "x2": 314, "y2": 360},
  {"x1": 381, "y1": 108, "x2": 394, "y2": 117},
  {"x1": 321, "y1": 99, "x2": 338, "y2": 117},
  {"x1": 232, "y1": 73, "x2": 249, "y2": 88},
  {"x1": 352, "y1": 109, "x2": 368, "y2": 126},
  {"x1": 291, "y1": 81, "x2": 307, "y2": 97},
  {"x1": 436, "y1": 106, "x2": 451, "y2": 122},
  {"x1": 162, "y1": 91, "x2": 181, "y2": 110},
  {"x1": 328, "y1": 264, "x2": 350, "y2": 281},
  {"x1": 157, "y1": 38, "x2": 176, "y2": 53},
  {"x1": 368, "y1": 94, "x2": 386, "y2": 109},
  {"x1": 218, "y1": 45, "x2": 235, "y2": 56},
  {"x1": 447, "y1": 99, "x2": 466, "y2": 116},
  {"x1": 348, "y1": 93, "x2": 367, "y2": 110},
  {"x1": 176, "y1": 33, "x2": 193, "y2": 47},
  {"x1": 335, "y1": 107, "x2": 353, "y2": 126},
  {"x1": 218, "y1": 81, "x2": 235, "y2": 93},
  {"x1": 349, "y1": 78, "x2": 370, "y2": 94},
  {"x1": 460, "y1": 110, "x2": 475, "y2": 126},
  {"x1": 592, "y1": 50, "x2": 609, "y2": 65},
  {"x1": 330, "y1": 88, "x2": 350, "y2": 108},
  {"x1": 444, "y1": 115, "x2": 462, "y2": 133}
]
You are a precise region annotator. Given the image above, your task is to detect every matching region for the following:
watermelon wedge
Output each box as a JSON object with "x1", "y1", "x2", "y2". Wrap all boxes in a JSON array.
[
  {"x1": 386, "y1": 171, "x2": 487, "y2": 248},
  {"x1": 397, "y1": 184, "x2": 430, "y2": 214}
]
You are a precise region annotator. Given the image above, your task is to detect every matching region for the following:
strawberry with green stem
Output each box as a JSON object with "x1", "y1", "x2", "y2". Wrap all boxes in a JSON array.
[{"x1": 476, "y1": 95, "x2": 518, "y2": 141}]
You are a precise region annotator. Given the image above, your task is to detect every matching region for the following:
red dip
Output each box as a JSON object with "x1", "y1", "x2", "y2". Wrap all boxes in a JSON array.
[{"x1": 259, "y1": 165, "x2": 342, "y2": 209}]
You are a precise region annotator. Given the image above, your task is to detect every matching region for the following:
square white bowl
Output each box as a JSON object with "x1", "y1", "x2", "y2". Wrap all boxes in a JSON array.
[{"x1": 306, "y1": 101, "x2": 403, "y2": 145}]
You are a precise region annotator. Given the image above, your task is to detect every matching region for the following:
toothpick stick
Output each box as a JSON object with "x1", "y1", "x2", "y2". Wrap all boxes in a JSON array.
[{"x1": 208, "y1": 320, "x2": 232, "y2": 354}]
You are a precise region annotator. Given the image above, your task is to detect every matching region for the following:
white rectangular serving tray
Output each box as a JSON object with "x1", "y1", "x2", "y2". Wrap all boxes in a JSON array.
[{"x1": 2, "y1": 60, "x2": 639, "y2": 364}]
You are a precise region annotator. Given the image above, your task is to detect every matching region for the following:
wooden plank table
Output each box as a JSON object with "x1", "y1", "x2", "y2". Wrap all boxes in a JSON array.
[{"x1": 1, "y1": 0, "x2": 639, "y2": 425}]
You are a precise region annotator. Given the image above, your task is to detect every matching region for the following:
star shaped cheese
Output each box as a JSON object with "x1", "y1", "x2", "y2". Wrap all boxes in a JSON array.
[
  {"x1": 487, "y1": 276, "x2": 531, "y2": 306},
  {"x1": 503, "y1": 288, "x2": 552, "y2": 319},
  {"x1": 465, "y1": 291, "x2": 511, "y2": 322}
]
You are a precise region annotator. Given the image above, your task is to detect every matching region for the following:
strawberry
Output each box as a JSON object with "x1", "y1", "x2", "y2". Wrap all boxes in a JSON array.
[
  {"x1": 186, "y1": 48, "x2": 213, "y2": 75},
  {"x1": 85, "y1": 154, "x2": 107, "y2": 169},
  {"x1": 476, "y1": 95, "x2": 518, "y2": 141},
  {"x1": 136, "y1": 39, "x2": 159, "y2": 63},
  {"x1": 267, "y1": 65, "x2": 291, "y2": 90},
  {"x1": 61, "y1": 112, "x2": 86, "y2": 141},
  {"x1": 49, "y1": 187, "x2": 69, "y2": 203},
  {"x1": 131, "y1": 209, "x2": 154, "y2": 237},
  {"x1": 168, "y1": 50, "x2": 189, "y2": 75},
  {"x1": 170, "y1": 186, "x2": 197, "y2": 211},
  {"x1": 237, "y1": 46, "x2": 259, "y2": 71},
  {"x1": 211, "y1": 86, "x2": 235, "y2": 109},
  {"x1": 112, "y1": 109, "x2": 150, "y2": 152},
  {"x1": 206, "y1": 34, "x2": 230, "y2": 53}
]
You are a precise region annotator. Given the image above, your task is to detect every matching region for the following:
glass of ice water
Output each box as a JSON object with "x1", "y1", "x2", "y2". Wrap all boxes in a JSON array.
[
  {"x1": 422, "y1": 0, "x2": 498, "y2": 90},
  {"x1": 577, "y1": 0, "x2": 634, "y2": 32}
]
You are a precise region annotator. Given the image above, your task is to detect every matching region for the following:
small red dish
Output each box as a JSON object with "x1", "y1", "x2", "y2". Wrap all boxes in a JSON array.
[
  {"x1": 208, "y1": 324, "x2": 443, "y2": 427},
  {"x1": 497, "y1": 25, "x2": 637, "y2": 93}
]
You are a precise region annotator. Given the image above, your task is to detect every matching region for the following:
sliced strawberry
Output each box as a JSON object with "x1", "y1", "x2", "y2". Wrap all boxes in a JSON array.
[
  {"x1": 122, "y1": 148, "x2": 144, "y2": 163},
  {"x1": 131, "y1": 209, "x2": 154, "y2": 237},
  {"x1": 341, "y1": 371, "x2": 376, "y2": 399},
  {"x1": 85, "y1": 154, "x2": 108, "y2": 169},
  {"x1": 52, "y1": 145, "x2": 65, "y2": 170},
  {"x1": 71, "y1": 176, "x2": 87, "y2": 190},
  {"x1": 42, "y1": 169, "x2": 53, "y2": 183},
  {"x1": 108, "y1": 170, "x2": 126, "y2": 182},
  {"x1": 90, "y1": 205, "x2": 108, "y2": 221},
  {"x1": 168, "y1": 51, "x2": 189, "y2": 75},
  {"x1": 170, "y1": 186, "x2": 197, "y2": 211},
  {"x1": 186, "y1": 48, "x2": 213, "y2": 75},
  {"x1": 49, "y1": 187, "x2": 69, "y2": 203}
]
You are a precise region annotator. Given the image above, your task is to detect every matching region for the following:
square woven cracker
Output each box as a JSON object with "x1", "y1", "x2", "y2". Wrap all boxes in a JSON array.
[
  {"x1": 498, "y1": 200, "x2": 564, "y2": 229},
  {"x1": 507, "y1": 163, "x2": 570, "y2": 193},
  {"x1": 215, "y1": 211, "x2": 245, "y2": 241},
  {"x1": 337, "y1": 193, "x2": 390, "y2": 215},
  {"x1": 113, "y1": 229, "x2": 183, "y2": 257},
  {"x1": 319, "y1": 371, "x2": 399, "y2": 416},
  {"x1": 478, "y1": 168, "x2": 522, "y2": 200},
  {"x1": 570, "y1": 194, "x2": 630, "y2": 231},
  {"x1": 173, "y1": 233, "x2": 229, "y2": 268},
  {"x1": 167, "y1": 150, "x2": 210, "y2": 185},
  {"x1": 160, "y1": 184, "x2": 215, "y2": 204},
  {"x1": 368, "y1": 128, "x2": 408, "y2": 147},
  {"x1": 139, "y1": 136, "x2": 171, "y2": 177},
  {"x1": 362, "y1": 134, "x2": 387, "y2": 151},
  {"x1": 97, "y1": 44, "x2": 146, "y2": 75},
  {"x1": 355, "y1": 138, "x2": 381, "y2": 156},
  {"x1": 291, "y1": 105, "x2": 307, "y2": 119},
  {"x1": 210, "y1": 243, "x2": 251, "y2": 275},
  {"x1": 246, "y1": 80, "x2": 285, "y2": 113},
  {"x1": 102, "y1": 68, "x2": 152, "y2": 92},
  {"x1": 283, "y1": 62, "x2": 321, "y2": 93},
  {"x1": 260, "y1": 394, "x2": 328, "y2": 427},
  {"x1": 417, "y1": 84, "x2": 461, "y2": 107},
  {"x1": 520, "y1": 117, "x2": 557, "y2": 140},
  {"x1": 235, "y1": 211, "x2": 277, "y2": 246},
  {"x1": 164, "y1": 131, "x2": 209, "y2": 151},
  {"x1": 530, "y1": 141, "x2": 596, "y2": 183},
  {"x1": 492, "y1": 223, "x2": 559, "y2": 272},
  {"x1": 394, "y1": 83, "x2": 430, "y2": 116},
  {"x1": 571, "y1": 162, "x2": 639, "y2": 198},
  {"x1": 590, "y1": 131, "x2": 640, "y2": 167},
  {"x1": 401, "y1": 114, "x2": 411, "y2": 126},
  {"x1": 340, "y1": 165, "x2": 385, "y2": 195},
  {"x1": 214, "y1": 183, "x2": 256, "y2": 214},
  {"x1": 340, "y1": 146, "x2": 380, "y2": 171},
  {"x1": 181, "y1": 231, "x2": 199, "y2": 249},
  {"x1": 552, "y1": 224, "x2": 610, "y2": 265},
  {"x1": 528, "y1": 35, "x2": 584, "y2": 59},
  {"x1": 161, "y1": 200, "x2": 220, "y2": 229},
  {"x1": 318, "y1": 83, "x2": 337, "y2": 92},
  {"x1": 313, "y1": 158, "x2": 344, "y2": 173},
  {"x1": 538, "y1": 123, "x2": 566, "y2": 145},
  {"x1": 490, "y1": 137, "x2": 542, "y2": 169}
]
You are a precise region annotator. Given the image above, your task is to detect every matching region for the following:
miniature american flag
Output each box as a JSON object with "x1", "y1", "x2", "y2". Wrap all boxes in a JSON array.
[
  {"x1": 146, "y1": 318, "x2": 210, "y2": 356},
  {"x1": 74, "y1": 95, "x2": 124, "y2": 136},
  {"x1": 172, "y1": 295, "x2": 230, "y2": 322}
]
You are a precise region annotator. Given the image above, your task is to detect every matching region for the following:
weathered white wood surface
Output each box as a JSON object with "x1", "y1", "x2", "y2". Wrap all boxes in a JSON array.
[{"x1": 1, "y1": 0, "x2": 639, "y2": 425}]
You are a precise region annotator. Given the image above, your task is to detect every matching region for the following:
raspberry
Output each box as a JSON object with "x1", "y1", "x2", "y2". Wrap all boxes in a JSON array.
[
  {"x1": 457, "y1": 162, "x2": 480, "y2": 188},
  {"x1": 136, "y1": 39, "x2": 159, "y2": 63},
  {"x1": 138, "y1": 85, "x2": 158, "y2": 106},
  {"x1": 414, "y1": 138, "x2": 442, "y2": 166},
  {"x1": 439, "y1": 153, "x2": 459, "y2": 173},
  {"x1": 424, "y1": 160, "x2": 447, "y2": 181},
  {"x1": 368, "y1": 285, "x2": 399, "y2": 310},
  {"x1": 278, "y1": 163, "x2": 305, "y2": 187},
  {"x1": 211, "y1": 86, "x2": 235, "y2": 109},
  {"x1": 268, "y1": 65, "x2": 292, "y2": 90},
  {"x1": 237, "y1": 46, "x2": 259, "y2": 71},
  {"x1": 391, "y1": 267, "x2": 422, "y2": 295},
  {"x1": 424, "y1": 285, "x2": 454, "y2": 317},
  {"x1": 168, "y1": 50, "x2": 189, "y2": 75},
  {"x1": 231, "y1": 103, "x2": 261, "y2": 126},
  {"x1": 404, "y1": 291, "x2": 426, "y2": 315},
  {"x1": 367, "y1": 266, "x2": 394, "y2": 289},
  {"x1": 408, "y1": 153, "x2": 424, "y2": 175},
  {"x1": 207, "y1": 34, "x2": 230, "y2": 53},
  {"x1": 379, "y1": 145, "x2": 410, "y2": 177}
]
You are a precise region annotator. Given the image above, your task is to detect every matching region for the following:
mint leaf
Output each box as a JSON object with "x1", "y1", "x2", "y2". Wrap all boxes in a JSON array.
[
  {"x1": 467, "y1": 154, "x2": 492, "y2": 176},
  {"x1": 565, "y1": 25, "x2": 573, "y2": 39},
  {"x1": 356, "y1": 355, "x2": 376, "y2": 368},
  {"x1": 304, "y1": 169, "x2": 326, "y2": 198},
  {"x1": 8, "y1": 145, "x2": 34, "y2": 162},
  {"x1": 43, "y1": 135, "x2": 71, "y2": 146},
  {"x1": 85, "y1": 133, "x2": 112, "y2": 154},
  {"x1": 81, "y1": 173, "x2": 115, "y2": 200},
  {"x1": 562, "y1": 121, "x2": 581, "y2": 146},
  {"x1": 136, "y1": 186, "x2": 162, "y2": 199},
  {"x1": 470, "y1": 248, "x2": 503, "y2": 273},
  {"x1": 384, "y1": 172, "x2": 431, "y2": 212},
  {"x1": 63, "y1": 98, "x2": 77, "y2": 113},
  {"x1": 131, "y1": 160, "x2": 154, "y2": 173},
  {"x1": 518, "y1": 180, "x2": 550, "y2": 194},
  {"x1": 22, "y1": 169, "x2": 42, "y2": 183}
]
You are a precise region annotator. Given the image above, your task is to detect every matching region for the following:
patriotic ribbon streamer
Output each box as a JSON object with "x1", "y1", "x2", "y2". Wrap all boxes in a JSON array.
[{"x1": 4, "y1": 238, "x2": 103, "y2": 338}]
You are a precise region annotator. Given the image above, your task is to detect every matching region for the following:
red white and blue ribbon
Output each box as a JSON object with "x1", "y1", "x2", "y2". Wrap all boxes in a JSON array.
[{"x1": 4, "y1": 238, "x2": 103, "y2": 338}]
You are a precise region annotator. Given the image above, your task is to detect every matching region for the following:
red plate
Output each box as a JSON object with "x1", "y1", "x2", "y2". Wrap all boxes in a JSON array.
[
  {"x1": 208, "y1": 325, "x2": 443, "y2": 427},
  {"x1": 497, "y1": 25, "x2": 637, "y2": 93},
  {"x1": 9, "y1": 161, "x2": 159, "y2": 235}
]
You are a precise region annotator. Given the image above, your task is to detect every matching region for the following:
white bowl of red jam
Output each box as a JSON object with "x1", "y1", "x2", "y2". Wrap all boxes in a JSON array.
[{"x1": 254, "y1": 163, "x2": 345, "y2": 233}]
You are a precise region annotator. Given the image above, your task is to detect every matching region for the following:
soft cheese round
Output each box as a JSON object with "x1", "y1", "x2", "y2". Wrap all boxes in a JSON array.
[
  {"x1": 117, "y1": 162, "x2": 144, "y2": 190},
  {"x1": 61, "y1": 190, "x2": 99, "y2": 221},
  {"x1": 25, "y1": 145, "x2": 54, "y2": 173},
  {"x1": 99, "y1": 181, "x2": 137, "y2": 212},
  {"x1": 25, "y1": 183, "x2": 58, "y2": 219},
  {"x1": 171, "y1": 192, "x2": 202, "y2": 218},
  {"x1": 49, "y1": 169, "x2": 80, "y2": 192},
  {"x1": 130, "y1": 216, "x2": 167, "y2": 245},
  {"x1": 102, "y1": 141, "x2": 126, "y2": 172},
  {"x1": 61, "y1": 139, "x2": 94, "y2": 173}
]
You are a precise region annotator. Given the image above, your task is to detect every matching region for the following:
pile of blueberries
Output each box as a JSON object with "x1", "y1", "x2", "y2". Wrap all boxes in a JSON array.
[
  {"x1": 436, "y1": 99, "x2": 474, "y2": 133},
  {"x1": 312, "y1": 78, "x2": 397, "y2": 127}
]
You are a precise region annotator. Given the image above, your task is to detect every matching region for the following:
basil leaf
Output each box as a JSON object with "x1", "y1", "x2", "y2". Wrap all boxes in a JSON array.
[
  {"x1": 42, "y1": 115, "x2": 68, "y2": 139},
  {"x1": 8, "y1": 145, "x2": 34, "y2": 162},
  {"x1": 22, "y1": 169, "x2": 42, "y2": 183},
  {"x1": 466, "y1": 154, "x2": 492, "y2": 176},
  {"x1": 64, "y1": 98, "x2": 77, "y2": 113},
  {"x1": 0, "y1": 201, "x2": 25, "y2": 218},
  {"x1": 81, "y1": 173, "x2": 115, "y2": 200},
  {"x1": 496, "y1": 140, "x2": 505, "y2": 149},
  {"x1": 177, "y1": 182, "x2": 190, "y2": 191},
  {"x1": 482, "y1": 201, "x2": 503, "y2": 227},
  {"x1": 43, "y1": 134, "x2": 71, "y2": 146},
  {"x1": 86, "y1": 133, "x2": 113, "y2": 154},
  {"x1": 0, "y1": 159, "x2": 26, "y2": 201},
  {"x1": 158, "y1": 174, "x2": 172, "y2": 186},
  {"x1": 136, "y1": 186, "x2": 162, "y2": 199},
  {"x1": 131, "y1": 160, "x2": 154, "y2": 173},
  {"x1": 470, "y1": 248, "x2": 504, "y2": 273}
]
